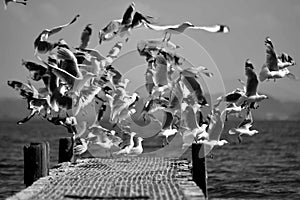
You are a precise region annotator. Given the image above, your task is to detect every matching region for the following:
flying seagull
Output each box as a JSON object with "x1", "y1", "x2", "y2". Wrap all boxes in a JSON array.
[
  {"x1": 229, "y1": 110, "x2": 258, "y2": 143},
  {"x1": 34, "y1": 14, "x2": 80, "y2": 55},
  {"x1": 236, "y1": 59, "x2": 268, "y2": 108},
  {"x1": 259, "y1": 37, "x2": 297, "y2": 82},
  {"x1": 79, "y1": 24, "x2": 92, "y2": 50},
  {"x1": 144, "y1": 21, "x2": 229, "y2": 41}
]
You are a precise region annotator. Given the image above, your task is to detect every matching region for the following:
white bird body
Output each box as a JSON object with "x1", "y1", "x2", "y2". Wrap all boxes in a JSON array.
[
  {"x1": 236, "y1": 59, "x2": 268, "y2": 107},
  {"x1": 229, "y1": 111, "x2": 258, "y2": 142},
  {"x1": 222, "y1": 103, "x2": 243, "y2": 120},
  {"x1": 259, "y1": 37, "x2": 297, "y2": 82},
  {"x1": 158, "y1": 128, "x2": 177, "y2": 141},
  {"x1": 128, "y1": 137, "x2": 144, "y2": 156},
  {"x1": 259, "y1": 65, "x2": 296, "y2": 82},
  {"x1": 144, "y1": 22, "x2": 229, "y2": 41},
  {"x1": 229, "y1": 126, "x2": 258, "y2": 136},
  {"x1": 73, "y1": 138, "x2": 88, "y2": 156},
  {"x1": 113, "y1": 132, "x2": 136, "y2": 155},
  {"x1": 199, "y1": 139, "x2": 228, "y2": 147}
]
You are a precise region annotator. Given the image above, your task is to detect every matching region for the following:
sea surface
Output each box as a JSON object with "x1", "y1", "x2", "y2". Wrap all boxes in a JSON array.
[{"x1": 0, "y1": 120, "x2": 299, "y2": 199}]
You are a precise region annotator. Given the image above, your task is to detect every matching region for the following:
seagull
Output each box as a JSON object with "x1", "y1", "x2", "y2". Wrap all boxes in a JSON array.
[
  {"x1": 21, "y1": 59, "x2": 48, "y2": 82},
  {"x1": 47, "y1": 115, "x2": 77, "y2": 135},
  {"x1": 236, "y1": 59, "x2": 268, "y2": 108},
  {"x1": 180, "y1": 75, "x2": 208, "y2": 106},
  {"x1": 189, "y1": 24, "x2": 230, "y2": 34},
  {"x1": 79, "y1": 24, "x2": 92, "y2": 50},
  {"x1": 144, "y1": 21, "x2": 229, "y2": 41},
  {"x1": 259, "y1": 37, "x2": 297, "y2": 82},
  {"x1": 130, "y1": 11, "x2": 154, "y2": 29},
  {"x1": 179, "y1": 66, "x2": 214, "y2": 78},
  {"x1": 128, "y1": 137, "x2": 144, "y2": 156},
  {"x1": 158, "y1": 129, "x2": 177, "y2": 145},
  {"x1": 47, "y1": 84, "x2": 73, "y2": 112},
  {"x1": 216, "y1": 88, "x2": 244, "y2": 104},
  {"x1": 121, "y1": 2, "x2": 135, "y2": 26},
  {"x1": 221, "y1": 103, "x2": 243, "y2": 121},
  {"x1": 113, "y1": 132, "x2": 136, "y2": 155},
  {"x1": 144, "y1": 21, "x2": 195, "y2": 41},
  {"x1": 199, "y1": 139, "x2": 228, "y2": 146},
  {"x1": 56, "y1": 47, "x2": 82, "y2": 78},
  {"x1": 3, "y1": 0, "x2": 27, "y2": 10},
  {"x1": 181, "y1": 104, "x2": 209, "y2": 148},
  {"x1": 103, "y1": 42, "x2": 123, "y2": 66},
  {"x1": 277, "y1": 52, "x2": 296, "y2": 69},
  {"x1": 153, "y1": 54, "x2": 169, "y2": 87},
  {"x1": 7, "y1": 80, "x2": 37, "y2": 98},
  {"x1": 157, "y1": 111, "x2": 178, "y2": 145},
  {"x1": 229, "y1": 110, "x2": 258, "y2": 143},
  {"x1": 90, "y1": 128, "x2": 122, "y2": 158},
  {"x1": 44, "y1": 54, "x2": 97, "y2": 96},
  {"x1": 73, "y1": 84, "x2": 102, "y2": 116},
  {"x1": 73, "y1": 138, "x2": 88, "y2": 158},
  {"x1": 138, "y1": 39, "x2": 180, "y2": 52},
  {"x1": 34, "y1": 14, "x2": 80, "y2": 55},
  {"x1": 98, "y1": 19, "x2": 122, "y2": 44}
]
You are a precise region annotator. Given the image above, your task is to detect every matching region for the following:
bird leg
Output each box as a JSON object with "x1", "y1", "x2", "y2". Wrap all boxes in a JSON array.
[
  {"x1": 238, "y1": 135, "x2": 242, "y2": 143},
  {"x1": 162, "y1": 33, "x2": 168, "y2": 41},
  {"x1": 166, "y1": 137, "x2": 170, "y2": 145},
  {"x1": 225, "y1": 113, "x2": 228, "y2": 121},
  {"x1": 167, "y1": 34, "x2": 172, "y2": 42}
]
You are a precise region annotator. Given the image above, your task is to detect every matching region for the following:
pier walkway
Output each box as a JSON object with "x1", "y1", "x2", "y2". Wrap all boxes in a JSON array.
[{"x1": 7, "y1": 157, "x2": 205, "y2": 200}]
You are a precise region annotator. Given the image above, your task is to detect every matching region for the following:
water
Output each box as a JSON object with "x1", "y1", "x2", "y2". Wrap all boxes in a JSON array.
[
  {"x1": 0, "y1": 120, "x2": 69, "y2": 199},
  {"x1": 207, "y1": 121, "x2": 300, "y2": 200},
  {"x1": 0, "y1": 120, "x2": 299, "y2": 199}
]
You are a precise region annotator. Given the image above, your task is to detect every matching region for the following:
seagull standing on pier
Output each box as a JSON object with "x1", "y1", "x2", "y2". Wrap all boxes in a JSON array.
[
  {"x1": 128, "y1": 137, "x2": 144, "y2": 156},
  {"x1": 114, "y1": 132, "x2": 137, "y2": 156}
]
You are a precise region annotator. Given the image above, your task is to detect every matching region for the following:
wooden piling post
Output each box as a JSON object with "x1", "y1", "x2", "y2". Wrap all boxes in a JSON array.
[
  {"x1": 192, "y1": 143, "x2": 208, "y2": 198},
  {"x1": 58, "y1": 137, "x2": 73, "y2": 163},
  {"x1": 24, "y1": 142, "x2": 49, "y2": 187}
]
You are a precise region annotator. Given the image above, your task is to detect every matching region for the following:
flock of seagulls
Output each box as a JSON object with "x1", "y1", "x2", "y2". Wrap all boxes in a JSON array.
[{"x1": 6, "y1": 2, "x2": 297, "y2": 158}]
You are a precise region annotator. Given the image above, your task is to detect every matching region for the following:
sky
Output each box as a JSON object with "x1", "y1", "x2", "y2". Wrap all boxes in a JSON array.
[{"x1": 0, "y1": 0, "x2": 300, "y2": 102}]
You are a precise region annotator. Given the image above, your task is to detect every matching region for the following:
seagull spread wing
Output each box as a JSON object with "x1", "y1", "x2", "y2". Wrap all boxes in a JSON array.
[
  {"x1": 144, "y1": 22, "x2": 181, "y2": 32},
  {"x1": 121, "y1": 2, "x2": 135, "y2": 25},
  {"x1": 161, "y1": 111, "x2": 174, "y2": 130},
  {"x1": 245, "y1": 60, "x2": 258, "y2": 96},
  {"x1": 190, "y1": 24, "x2": 230, "y2": 33},
  {"x1": 265, "y1": 37, "x2": 278, "y2": 71},
  {"x1": 47, "y1": 14, "x2": 80, "y2": 37}
]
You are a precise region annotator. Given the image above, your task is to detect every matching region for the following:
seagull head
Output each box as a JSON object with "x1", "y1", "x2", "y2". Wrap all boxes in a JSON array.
[
  {"x1": 138, "y1": 137, "x2": 144, "y2": 142},
  {"x1": 84, "y1": 24, "x2": 93, "y2": 34},
  {"x1": 130, "y1": 2, "x2": 136, "y2": 8},
  {"x1": 131, "y1": 132, "x2": 137, "y2": 136},
  {"x1": 98, "y1": 30, "x2": 104, "y2": 44},
  {"x1": 264, "y1": 37, "x2": 274, "y2": 48},
  {"x1": 245, "y1": 59, "x2": 254, "y2": 69},
  {"x1": 259, "y1": 94, "x2": 268, "y2": 101},
  {"x1": 132, "y1": 92, "x2": 140, "y2": 101}
]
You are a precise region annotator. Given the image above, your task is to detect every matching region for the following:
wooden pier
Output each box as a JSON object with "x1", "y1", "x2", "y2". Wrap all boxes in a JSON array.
[{"x1": 7, "y1": 141, "x2": 207, "y2": 200}]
